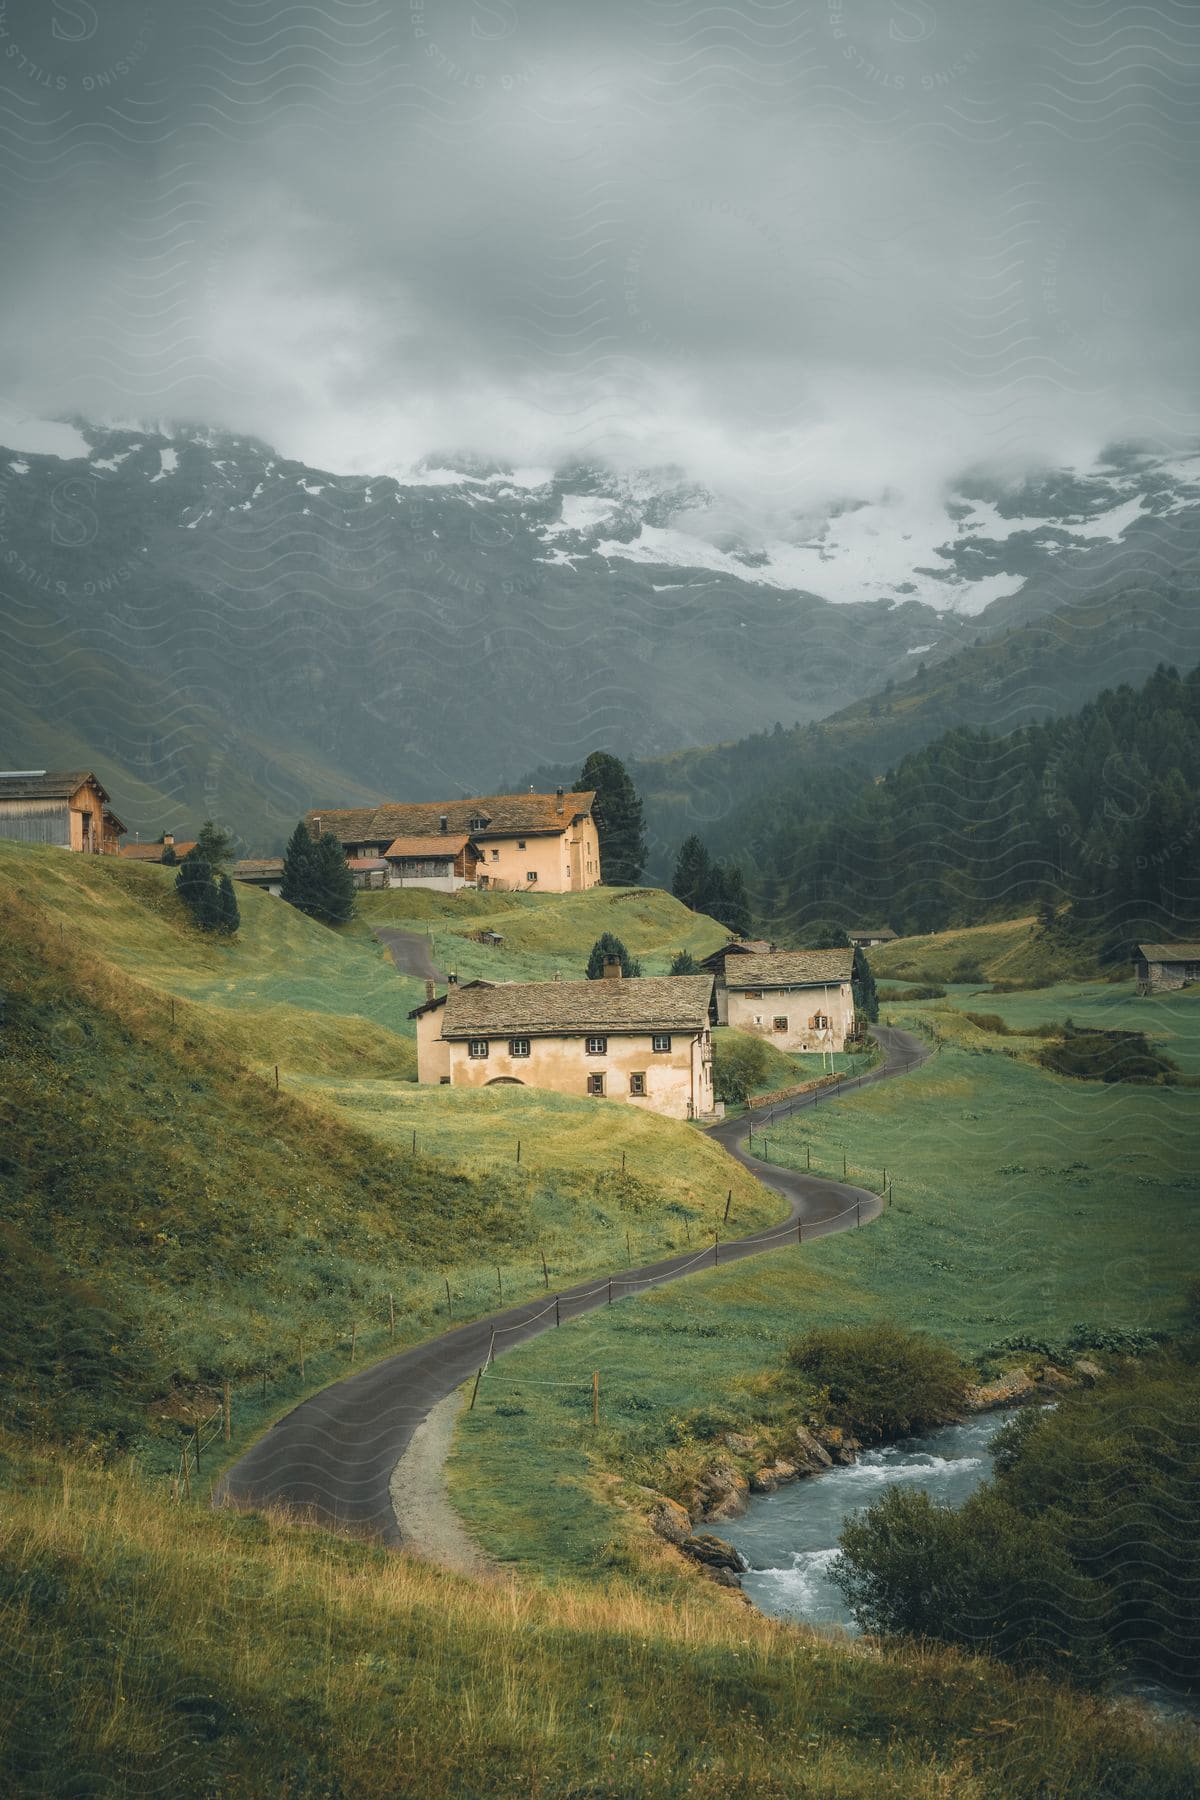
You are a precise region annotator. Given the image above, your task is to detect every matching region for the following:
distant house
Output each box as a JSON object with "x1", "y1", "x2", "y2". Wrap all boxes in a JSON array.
[
  {"x1": 410, "y1": 969, "x2": 716, "y2": 1120},
  {"x1": 307, "y1": 787, "x2": 601, "y2": 893},
  {"x1": 1134, "y1": 942, "x2": 1200, "y2": 995},
  {"x1": 847, "y1": 927, "x2": 897, "y2": 948},
  {"x1": 233, "y1": 858, "x2": 285, "y2": 896},
  {"x1": 383, "y1": 834, "x2": 483, "y2": 892},
  {"x1": 722, "y1": 949, "x2": 856, "y2": 1054},
  {"x1": 120, "y1": 832, "x2": 197, "y2": 864},
  {"x1": 699, "y1": 939, "x2": 775, "y2": 1020},
  {"x1": 0, "y1": 769, "x2": 124, "y2": 855},
  {"x1": 347, "y1": 856, "x2": 390, "y2": 891}
]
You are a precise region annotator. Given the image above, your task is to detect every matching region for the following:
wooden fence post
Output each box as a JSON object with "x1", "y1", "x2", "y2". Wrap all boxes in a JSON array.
[
  {"x1": 555, "y1": 1295, "x2": 560, "y2": 1327},
  {"x1": 496, "y1": 1265, "x2": 503, "y2": 1300},
  {"x1": 625, "y1": 1230, "x2": 631, "y2": 1265},
  {"x1": 350, "y1": 1324, "x2": 357, "y2": 1362},
  {"x1": 516, "y1": 1139, "x2": 521, "y2": 1164},
  {"x1": 540, "y1": 1248, "x2": 548, "y2": 1288},
  {"x1": 445, "y1": 1276, "x2": 453, "y2": 1320},
  {"x1": 412, "y1": 1129, "x2": 417, "y2": 1155},
  {"x1": 469, "y1": 1367, "x2": 483, "y2": 1410},
  {"x1": 806, "y1": 1144, "x2": 811, "y2": 1170},
  {"x1": 274, "y1": 1065, "x2": 279, "y2": 1090},
  {"x1": 487, "y1": 1330, "x2": 496, "y2": 1366},
  {"x1": 684, "y1": 1218, "x2": 691, "y2": 1244},
  {"x1": 723, "y1": 1188, "x2": 732, "y2": 1222}
]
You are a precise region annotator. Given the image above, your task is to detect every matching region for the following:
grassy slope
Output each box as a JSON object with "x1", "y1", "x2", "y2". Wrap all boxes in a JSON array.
[
  {"x1": 358, "y1": 882, "x2": 729, "y2": 982},
  {"x1": 447, "y1": 985, "x2": 1200, "y2": 1584},
  {"x1": 0, "y1": 845, "x2": 775, "y2": 1452},
  {"x1": 2, "y1": 1437, "x2": 1195, "y2": 1800},
  {"x1": 871, "y1": 915, "x2": 1105, "y2": 986}
]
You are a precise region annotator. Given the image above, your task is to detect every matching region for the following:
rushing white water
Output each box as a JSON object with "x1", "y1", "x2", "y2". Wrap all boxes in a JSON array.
[{"x1": 720, "y1": 1413, "x2": 1010, "y2": 1632}]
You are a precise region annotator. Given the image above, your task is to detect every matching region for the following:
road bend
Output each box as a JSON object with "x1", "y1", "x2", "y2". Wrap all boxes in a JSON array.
[{"x1": 214, "y1": 1025, "x2": 930, "y2": 1544}]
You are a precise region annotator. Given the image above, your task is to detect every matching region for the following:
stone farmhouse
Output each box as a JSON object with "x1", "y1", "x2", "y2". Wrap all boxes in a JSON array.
[
  {"x1": 722, "y1": 949, "x2": 856, "y2": 1054},
  {"x1": 307, "y1": 787, "x2": 601, "y2": 893},
  {"x1": 1134, "y1": 942, "x2": 1200, "y2": 994},
  {"x1": 410, "y1": 968, "x2": 716, "y2": 1120},
  {"x1": 0, "y1": 769, "x2": 125, "y2": 854}
]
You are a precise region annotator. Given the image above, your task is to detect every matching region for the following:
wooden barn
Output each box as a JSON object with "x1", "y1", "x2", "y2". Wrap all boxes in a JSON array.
[{"x1": 0, "y1": 769, "x2": 125, "y2": 855}]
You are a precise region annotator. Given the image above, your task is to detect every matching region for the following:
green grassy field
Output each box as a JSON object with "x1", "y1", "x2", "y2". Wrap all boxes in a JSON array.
[
  {"x1": 358, "y1": 882, "x2": 728, "y2": 983},
  {"x1": 912, "y1": 981, "x2": 1200, "y2": 1075},
  {"x1": 446, "y1": 987, "x2": 1200, "y2": 1585},
  {"x1": 0, "y1": 845, "x2": 772, "y2": 1458},
  {"x1": 871, "y1": 915, "x2": 1106, "y2": 986}
]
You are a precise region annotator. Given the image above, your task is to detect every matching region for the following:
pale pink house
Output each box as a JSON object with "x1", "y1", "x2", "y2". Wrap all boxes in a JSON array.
[
  {"x1": 411, "y1": 971, "x2": 716, "y2": 1120},
  {"x1": 722, "y1": 949, "x2": 856, "y2": 1053}
]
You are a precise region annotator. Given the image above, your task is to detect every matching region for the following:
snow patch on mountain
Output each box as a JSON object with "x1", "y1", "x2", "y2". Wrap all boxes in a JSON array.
[{"x1": 0, "y1": 412, "x2": 90, "y2": 460}]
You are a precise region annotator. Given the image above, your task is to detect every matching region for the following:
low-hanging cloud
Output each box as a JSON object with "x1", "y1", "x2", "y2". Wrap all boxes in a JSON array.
[{"x1": 1, "y1": 0, "x2": 1198, "y2": 516}]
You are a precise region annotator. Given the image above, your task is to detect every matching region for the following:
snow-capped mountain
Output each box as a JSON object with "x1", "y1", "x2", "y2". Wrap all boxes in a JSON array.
[{"x1": 1, "y1": 417, "x2": 1197, "y2": 846}]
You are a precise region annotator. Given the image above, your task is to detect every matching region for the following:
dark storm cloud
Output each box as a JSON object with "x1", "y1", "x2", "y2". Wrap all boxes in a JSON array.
[{"x1": 1, "y1": 0, "x2": 1198, "y2": 498}]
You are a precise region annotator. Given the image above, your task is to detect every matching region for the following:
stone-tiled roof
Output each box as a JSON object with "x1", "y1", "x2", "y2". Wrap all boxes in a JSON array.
[
  {"x1": 384, "y1": 834, "x2": 473, "y2": 857},
  {"x1": 1138, "y1": 942, "x2": 1200, "y2": 963},
  {"x1": 120, "y1": 840, "x2": 197, "y2": 861},
  {"x1": 440, "y1": 974, "x2": 714, "y2": 1038},
  {"x1": 0, "y1": 768, "x2": 109, "y2": 802},
  {"x1": 309, "y1": 790, "x2": 595, "y2": 844},
  {"x1": 848, "y1": 927, "x2": 897, "y2": 941},
  {"x1": 233, "y1": 858, "x2": 284, "y2": 879},
  {"x1": 723, "y1": 950, "x2": 853, "y2": 988}
]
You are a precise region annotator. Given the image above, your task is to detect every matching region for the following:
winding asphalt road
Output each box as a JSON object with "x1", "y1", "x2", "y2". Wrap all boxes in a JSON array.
[{"x1": 214, "y1": 1025, "x2": 930, "y2": 1544}]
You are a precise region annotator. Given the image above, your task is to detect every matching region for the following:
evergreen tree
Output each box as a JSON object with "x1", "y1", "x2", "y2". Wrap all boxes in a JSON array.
[
  {"x1": 852, "y1": 946, "x2": 878, "y2": 1024},
  {"x1": 160, "y1": 842, "x2": 176, "y2": 866},
  {"x1": 704, "y1": 862, "x2": 752, "y2": 936},
  {"x1": 281, "y1": 820, "x2": 318, "y2": 913},
  {"x1": 579, "y1": 751, "x2": 647, "y2": 885},
  {"x1": 669, "y1": 949, "x2": 699, "y2": 974},
  {"x1": 671, "y1": 835, "x2": 711, "y2": 912},
  {"x1": 310, "y1": 831, "x2": 357, "y2": 926},
  {"x1": 216, "y1": 873, "x2": 241, "y2": 936},
  {"x1": 585, "y1": 932, "x2": 642, "y2": 979},
  {"x1": 193, "y1": 819, "x2": 235, "y2": 869},
  {"x1": 175, "y1": 851, "x2": 222, "y2": 931}
]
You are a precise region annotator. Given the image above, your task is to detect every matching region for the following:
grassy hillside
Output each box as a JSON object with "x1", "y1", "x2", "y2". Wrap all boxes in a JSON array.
[
  {"x1": 2, "y1": 1433, "x2": 1195, "y2": 1798},
  {"x1": 447, "y1": 982, "x2": 1200, "y2": 1585},
  {"x1": 871, "y1": 916, "x2": 1106, "y2": 987},
  {"x1": 0, "y1": 846, "x2": 774, "y2": 1454},
  {"x1": 359, "y1": 882, "x2": 729, "y2": 983}
]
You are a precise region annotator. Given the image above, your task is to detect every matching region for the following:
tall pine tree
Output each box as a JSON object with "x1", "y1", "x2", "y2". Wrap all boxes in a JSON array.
[
  {"x1": 310, "y1": 831, "x2": 357, "y2": 926},
  {"x1": 281, "y1": 820, "x2": 319, "y2": 913},
  {"x1": 672, "y1": 835, "x2": 711, "y2": 912},
  {"x1": 579, "y1": 751, "x2": 647, "y2": 886}
]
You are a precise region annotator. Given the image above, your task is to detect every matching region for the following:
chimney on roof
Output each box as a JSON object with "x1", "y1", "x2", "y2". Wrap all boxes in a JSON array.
[
  {"x1": 556, "y1": 784, "x2": 564, "y2": 813},
  {"x1": 163, "y1": 832, "x2": 174, "y2": 848},
  {"x1": 312, "y1": 815, "x2": 321, "y2": 839},
  {"x1": 602, "y1": 956, "x2": 622, "y2": 981},
  {"x1": 439, "y1": 814, "x2": 448, "y2": 833}
]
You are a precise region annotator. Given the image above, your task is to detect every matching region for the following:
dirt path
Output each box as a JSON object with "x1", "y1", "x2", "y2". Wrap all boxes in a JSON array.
[
  {"x1": 388, "y1": 1390, "x2": 501, "y2": 1577},
  {"x1": 214, "y1": 1026, "x2": 930, "y2": 1557}
]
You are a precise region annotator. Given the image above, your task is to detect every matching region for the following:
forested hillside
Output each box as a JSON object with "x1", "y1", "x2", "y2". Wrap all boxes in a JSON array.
[{"x1": 750, "y1": 663, "x2": 1200, "y2": 950}]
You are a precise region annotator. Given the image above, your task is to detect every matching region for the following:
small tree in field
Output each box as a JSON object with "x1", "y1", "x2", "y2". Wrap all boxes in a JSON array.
[
  {"x1": 669, "y1": 949, "x2": 699, "y2": 974},
  {"x1": 585, "y1": 932, "x2": 641, "y2": 979},
  {"x1": 281, "y1": 820, "x2": 318, "y2": 912},
  {"x1": 311, "y1": 831, "x2": 357, "y2": 926},
  {"x1": 175, "y1": 850, "x2": 225, "y2": 933},
  {"x1": 216, "y1": 873, "x2": 240, "y2": 936}
]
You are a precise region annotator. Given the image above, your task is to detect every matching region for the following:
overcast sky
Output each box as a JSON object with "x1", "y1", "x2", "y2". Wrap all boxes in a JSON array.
[{"x1": 1, "y1": 0, "x2": 1198, "y2": 508}]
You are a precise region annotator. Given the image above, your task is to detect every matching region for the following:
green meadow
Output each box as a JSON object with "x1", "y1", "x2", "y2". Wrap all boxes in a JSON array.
[{"x1": 447, "y1": 989, "x2": 1200, "y2": 1582}]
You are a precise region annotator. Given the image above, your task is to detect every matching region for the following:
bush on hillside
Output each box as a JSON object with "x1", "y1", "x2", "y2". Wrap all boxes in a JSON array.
[
  {"x1": 669, "y1": 949, "x2": 699, "y2": 974},
  {"x1": 1038, "y1": 1025, "x2": 1176, "y2": 1083},
  {"x1": 712, "y1": 1031, "x2": 769, "y2": 1105},
  {"x1": 785, "y1": 1323, "x2": 970, "y2": 1442},
  {"x1": 585, "y1": 932, "x2": 641, "y2": 979},
  {"x1": 175, "y1": 851, "x2": 239, "y2": 935},
  {"x1": 837, "y1": 1356, "x2": 1200, "y2": 1689},
  {"x1": 834, "y1": 1485, "x2": 1112, "y2": 1686}
]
